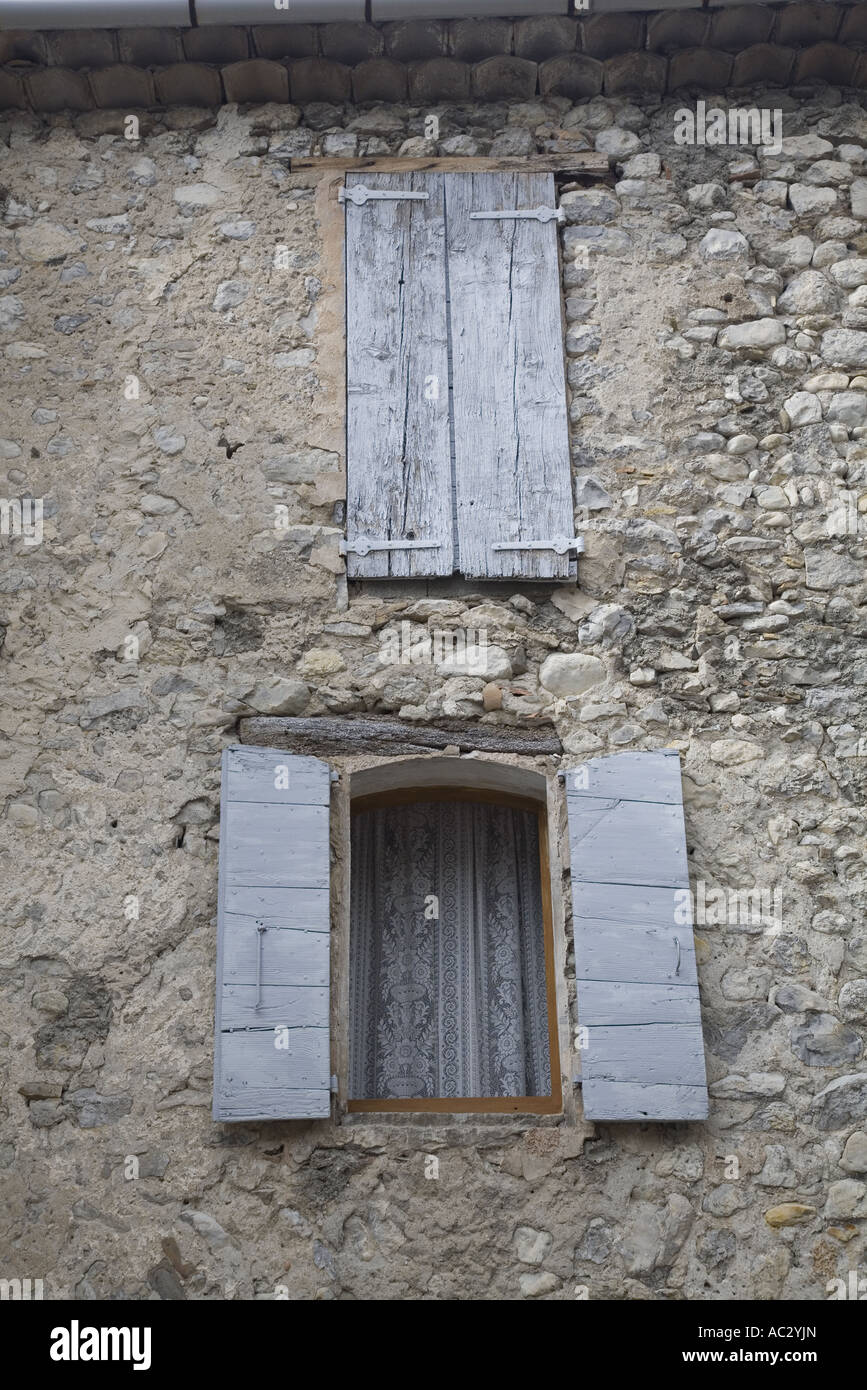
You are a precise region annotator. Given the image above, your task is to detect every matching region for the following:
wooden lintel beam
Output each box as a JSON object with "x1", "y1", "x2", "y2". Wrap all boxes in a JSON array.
[
  {"x1": 239, "y1": 716, "x2": 562, "y2": 757},
  {"x1": 289, "y1": 154, "x2": 610, "y2": 178}
]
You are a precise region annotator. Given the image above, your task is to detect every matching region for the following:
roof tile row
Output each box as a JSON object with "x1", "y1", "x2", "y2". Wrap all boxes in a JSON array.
[{"x1": 3, "y1": 44, "x2": 867, "y2": 114}]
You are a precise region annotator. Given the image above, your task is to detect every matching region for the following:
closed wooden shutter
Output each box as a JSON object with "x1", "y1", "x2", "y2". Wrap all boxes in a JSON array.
[
  {"x1": 446, "y1": 172, "x2": 574, "y2": 579},
  {"x1": 565, "y1": 750, "x2": 709, "y2": 1122},
  {"x1": 213, "y1": 746, "x2": 332, "y2": 1121},
  {"x1": 343, "y1": 171, "x2": 574, "y2": 580},
  {"x1": 344, "y1": 171, "x2": 454, "y2": 579}
]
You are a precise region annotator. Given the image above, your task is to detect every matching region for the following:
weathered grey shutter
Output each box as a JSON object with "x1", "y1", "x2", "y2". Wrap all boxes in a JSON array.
[
  {"x1": 344, "y1": 171, "x2": 454, "y2": 579},
  {"x1": 446, "y1": 171, "x2": 574, "y2": 579},
  {"x1": 565, "y1": 750, "x2": 708, "y2": 1122},
  {"x1": 343, "y1": 170, "x2": 575, "y2": 582},
  {"x1": 213, "y1": 746, "x2": 331, "y2": 1121}
]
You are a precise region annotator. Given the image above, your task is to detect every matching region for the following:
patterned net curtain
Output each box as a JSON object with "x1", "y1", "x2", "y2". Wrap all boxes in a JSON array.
[{"x1": 349, "y1": 798, "x2": 551, "y2": 1100}]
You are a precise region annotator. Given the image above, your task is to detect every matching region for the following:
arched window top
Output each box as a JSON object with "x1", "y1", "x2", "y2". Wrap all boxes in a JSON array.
[{"x1": 349, "y1": 756, "x2": 547, "y2": 805}]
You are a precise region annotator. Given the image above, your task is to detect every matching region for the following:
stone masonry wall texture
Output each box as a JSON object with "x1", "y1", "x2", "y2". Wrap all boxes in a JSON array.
[{"x1": 1, "y1": 66, "x2": 867, "y2": 1302}]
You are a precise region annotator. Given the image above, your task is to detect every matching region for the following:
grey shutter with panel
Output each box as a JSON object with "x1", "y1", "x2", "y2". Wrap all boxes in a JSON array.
[
  {"x1": 213, "y1": 746, "x2": 331, "y2": 1121},
  {"x1": 446, "y1": 172, "x2": 574, "y2": 580},
  {"x1": 343, "y1": 171, "x2": 574, "y2": 581},
  {"x1": 344, "y1": 171, "x2": 454, "y2": 579},
  {"x1": 565, "y1": 750, "x2": 709, "y2": 1122}
]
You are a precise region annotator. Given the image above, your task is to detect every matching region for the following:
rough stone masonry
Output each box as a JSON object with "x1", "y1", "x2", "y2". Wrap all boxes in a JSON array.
[{"x1": 0, "y1": 70, "x2": 866, "y2": 1301}]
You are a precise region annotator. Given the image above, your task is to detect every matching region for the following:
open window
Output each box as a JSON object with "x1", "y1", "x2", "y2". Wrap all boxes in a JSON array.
[
  {"x1": 347, "y1": 786, "x2": 561, "y2": 1114},
  {"x1": 211, "y1": 747, "x2": 707, "y2": 1125}
]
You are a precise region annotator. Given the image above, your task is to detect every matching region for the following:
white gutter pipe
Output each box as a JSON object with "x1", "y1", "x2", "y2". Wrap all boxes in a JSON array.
[
  {"x1": 0, "y1": 0, "x2": 571, "y2": 29},
  {"x1": 0, "y1": 0, "x2": 193, "y2": 25}
]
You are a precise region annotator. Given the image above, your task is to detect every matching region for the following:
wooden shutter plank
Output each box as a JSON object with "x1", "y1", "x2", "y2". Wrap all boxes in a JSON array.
[
  {"x1": 223, "y1": 924, "x2": 329, "y2": 987},
  {"x1": 580, "y1": 981, "x2": 701, "y2": 1027},
  {"x1": 225, "y1": 747, "x2": 332, "y2": 804},
  {"x1": 566, "y1": 750, "x2": 708, "y2": 1123},
  {"x1": 571, "y1": 882, "x2": 686, "y2": 927},
  {"x1": 224, "y1": 803, "x2": 329, "y2": 889},
  {"x1": 582, "y1": 1025, "x2": 707, "y2": 1086},
  {"x1": 585, "y1": 1082, "x2": 709, "y2": 1123},
  {"x1": 576, "y1": 919, "x2": 696, "y2": 986},
  {"x1": 565, "y1": 751, "x2": 684, "y2": 804},
  {"x1": 222, "y1": 986, "x2": 328, "y2": 1029},
  {"x1": 345, "y1": 171, "x2": 453, "y2": 578},
  {"x1": 218, "y1": 1085, "x2": 329, "y2": 1122},
  {"x1": 224, "y1": 886, "x2": 329, "y2": 932},
  {"x1": 220, "y1": 1030, "x2": 329, "y2": 1093},
  {"x1": 214, "y1": 745, "x2": 332, "y2": 1122},
  {"x1": 446, "y1": 171, "x2": 573, "y2": 579},
  {"x1": 567, "y1": 797, "x2": 689, "y2": 888}
]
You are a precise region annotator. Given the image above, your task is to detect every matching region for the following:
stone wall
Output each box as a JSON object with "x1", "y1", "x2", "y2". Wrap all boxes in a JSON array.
[{"x1": 0, "y1": 79, "x2": 866, "y2": 1300}]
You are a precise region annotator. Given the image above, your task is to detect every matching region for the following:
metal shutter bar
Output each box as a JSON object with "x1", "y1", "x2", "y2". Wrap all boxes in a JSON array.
[
  {"x1": 339, "y1": 536, "x2": 442, "y2": 557},
  {"x1": 340, "y1": 185, "x2": 430, "y2": 207},
  {"x1": 492, "y1": 536, "x2": 584, "y2": 555},
  {"x1": 470, "y1": 206, "x2": 565, "y2": 225}
]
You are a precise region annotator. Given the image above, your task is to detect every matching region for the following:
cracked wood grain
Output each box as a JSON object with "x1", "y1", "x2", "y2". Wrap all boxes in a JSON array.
[
  {"x1": 344, "y1": 170, "x2": 453, "y2": 577},
  {"x1": 445, "y1": 171, "x2": 574, "y2": 579},
  {"x1": 239, "y1": 715, "x2": 562, "y2": 755}
]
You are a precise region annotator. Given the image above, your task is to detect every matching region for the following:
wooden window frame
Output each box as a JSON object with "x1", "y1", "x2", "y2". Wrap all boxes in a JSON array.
[{"x1": 346, "y1": 785, "x2": 562, "y2": 1116}]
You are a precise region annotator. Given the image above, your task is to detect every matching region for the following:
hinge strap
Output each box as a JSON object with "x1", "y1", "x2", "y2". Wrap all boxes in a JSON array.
[
  {"x1": 470, "y1": 206, "x2": 565, "y2": 225},
  {"x1": 492, "y1": 536, "x2": 585, "y2": 556},
  {"x1": 340, "y1": 185, "x2": 429, "y2": 207},
  {"x1": 340, "y1": 534, "x2": 442, "y2": 558}
]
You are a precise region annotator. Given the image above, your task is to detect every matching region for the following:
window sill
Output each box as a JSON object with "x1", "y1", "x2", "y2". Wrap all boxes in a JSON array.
[{"x1": 338, "y1": 1111, "x2": 564, "y2": 1138}]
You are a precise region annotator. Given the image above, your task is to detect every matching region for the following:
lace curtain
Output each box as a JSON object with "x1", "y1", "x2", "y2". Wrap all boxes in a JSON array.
[{"x1": 349, "y1": 798, "x2": 551, "y2": 1100}]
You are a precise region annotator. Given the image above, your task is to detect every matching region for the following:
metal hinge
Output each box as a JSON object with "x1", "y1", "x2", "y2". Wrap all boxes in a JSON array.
[
  {"x1": 492, "y1": 536, "x2": 585, "y2": 555},
  {"x1": 340, "y1": 185, "x2": 429, "y2": 207},
  {"x1": 340, "y1": 534, "x2": 442, "y2": 558},
  {"x1": 470, "y1": 206, "x2": 565, "y2": 225}
]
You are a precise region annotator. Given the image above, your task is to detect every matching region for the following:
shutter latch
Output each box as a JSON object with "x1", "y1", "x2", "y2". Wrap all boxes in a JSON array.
[
  {"x1": 255, "y1": 924, "x2": 267, "y2": 1012},
  {"x1": 340, "y1": 185, "x2": 429, "y2": 207},
  {"x1": 340, "y1": 535, "x2": 442, "y2": 557},
  {"x1": 470, "y1": 206, "x2": 565, "y2": 225},
  {"x1": 492, "y1": 536, "x2": 585, "y2": 556}
]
